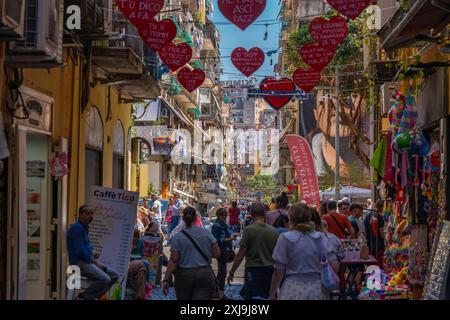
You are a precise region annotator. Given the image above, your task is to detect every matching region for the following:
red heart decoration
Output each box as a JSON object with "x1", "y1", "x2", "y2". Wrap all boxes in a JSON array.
[
  {"x1": 309, "y1": 16, "x2": 349, "y2": 48},
  {"x1": 260, "y1": 77, "x2": 296, "y2": 110},
  {"x1": 326, "y1": 0, "x2": 372, "y2": 20},
  {"x1": 293, "y1": 68, "x2": 321, "y2": 93},
  {"x1": 159, "y1": 43, "x2": 193, "y2": 72},
  {"x1": 116, "y1": 0, "x2": 164, "y2": 27},
  {"x1": 177, "y1": 68, "x2": 206, "y2": 93},
  {"x1": 139, "y1": 19, "x2": 177, "y2": 53},
  {"x1": 299, "y1": 43, "x2": 336, "y2": 72},
  {"x1": 231, "y1": 47, "x2": 265, "y2": 77},
  {"x1": 218, "y1": 0, "x2": 267, "y2": 31}
]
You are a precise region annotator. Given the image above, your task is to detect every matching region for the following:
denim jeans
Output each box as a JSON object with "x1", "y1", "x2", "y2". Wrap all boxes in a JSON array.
[
  {"x1": 78, "y1": 261, "x2": 119, "y2": 300},
  {"x1": 168, "y1": 216, "x2": 180, "y2": 239}
]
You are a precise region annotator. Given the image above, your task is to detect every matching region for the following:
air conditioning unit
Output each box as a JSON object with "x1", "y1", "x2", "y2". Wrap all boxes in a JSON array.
[
  {"x1": 8, "y1": 0, "x2": 64, "y2": 68},
  {"x1": 0, "y1": 0, "x2": 25, "y2": 40},
  {"x1": 380, "y1": 82, "x2": 401, "y2": 116},
  {"x1": 10, "y1": 86, "x2": 53, "y2": 132}
]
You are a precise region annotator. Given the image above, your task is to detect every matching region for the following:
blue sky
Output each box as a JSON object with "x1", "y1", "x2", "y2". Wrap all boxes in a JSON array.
[{"x1": 211, "y1": 1, "x2": 282, "y2": 81}]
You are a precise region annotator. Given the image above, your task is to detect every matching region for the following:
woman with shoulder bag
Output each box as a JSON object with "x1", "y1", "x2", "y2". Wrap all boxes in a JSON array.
[
  {"x1": 163, "y1": 206, "x2": 221, "y2": 300},
  {"x1": 211, "y1": 208, "x2": 238, "y2": 299},
  {"x1": 269, "y1": 204, "x2": 338, "y2": 300}
]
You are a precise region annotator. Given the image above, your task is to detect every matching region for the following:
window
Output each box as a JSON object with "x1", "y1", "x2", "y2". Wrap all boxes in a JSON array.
[
  {"x1": 84, "y1": 107, "x2": 103, "y2": 200},
  {"x1": 113, "y1": 121, "x2": 125, "y2": 189}
]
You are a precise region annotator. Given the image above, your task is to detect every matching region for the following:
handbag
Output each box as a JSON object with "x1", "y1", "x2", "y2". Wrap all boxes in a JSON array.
[
  {"x1": 221, "y1": 244, "x2": 236, "y2": 263},
  {"x1": 181, "y1": 230, "x2": 220, "y2": 297},
  {"x1": 320, "y1": 236, "x2": 340, "y2": 292}
]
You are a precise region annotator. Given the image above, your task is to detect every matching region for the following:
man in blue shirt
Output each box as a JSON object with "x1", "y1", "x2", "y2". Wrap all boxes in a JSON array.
[
  {"x1": 67, "y1": 205, "x2": 119, "y2": 300},
  {"x1": 167, "y1": 194, "x2": 184, "y2": 238}
]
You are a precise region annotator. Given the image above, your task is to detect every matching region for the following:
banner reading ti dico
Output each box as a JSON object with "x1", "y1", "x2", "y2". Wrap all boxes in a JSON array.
[
  {"x1": 88, "y1": 186, "x2": 139, "y2": 300},
  {"x1": 286, "y1": 134, "x2": 320, "y2": 209}
]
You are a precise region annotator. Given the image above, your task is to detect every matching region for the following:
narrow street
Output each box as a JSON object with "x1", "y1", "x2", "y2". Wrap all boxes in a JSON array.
[{"x1": 0, "y1": 0, "x2": 449, "y2": 303}]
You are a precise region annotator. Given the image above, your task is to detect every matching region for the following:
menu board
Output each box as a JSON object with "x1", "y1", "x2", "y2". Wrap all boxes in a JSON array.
[
  {"x1": 422, "y1": 221, "x2": 450, "y2": 300},
  {"x1": 88, "y1": 186, "x2": 139, "y2": 300},
  {"x1": 26, "y1": 160, "x2": 46, "y2": 280}
]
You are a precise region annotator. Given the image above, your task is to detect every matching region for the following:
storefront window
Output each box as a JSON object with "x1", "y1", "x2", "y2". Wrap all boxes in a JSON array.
[
  {"x1": 113, "y1": 121, "x2": 125, "y2": 189},
  {"x1": 84, "y1": 107, "x2": 103, "y2": 200}
]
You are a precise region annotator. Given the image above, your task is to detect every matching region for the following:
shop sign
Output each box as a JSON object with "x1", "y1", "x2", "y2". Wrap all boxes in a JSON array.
[
  {"x1": 88, "y1": 186, "x2": 139, "y2": 300},
  {"x1": 286, "y1": 134, "x2": 320, "y2": 208},
  {"x1": 49, "y1": 152, "x2": 69, "y2": 179},
  {"x1": 422, "y1": 221, "x2": 450, "y2": 300}
]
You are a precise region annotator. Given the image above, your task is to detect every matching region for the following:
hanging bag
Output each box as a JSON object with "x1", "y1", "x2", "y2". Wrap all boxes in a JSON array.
[{"x1": 320, "y1": 236, "x2": 340, "y2": 292}]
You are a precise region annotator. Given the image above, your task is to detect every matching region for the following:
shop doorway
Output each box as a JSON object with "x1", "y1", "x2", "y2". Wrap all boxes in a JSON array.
[{"x1": 7, "y1": 127, "x2": 52, "y2": 300}]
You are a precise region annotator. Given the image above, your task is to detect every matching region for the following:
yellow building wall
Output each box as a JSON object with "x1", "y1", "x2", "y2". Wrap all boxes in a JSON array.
[
  {"x1": 139, "y1": 164, "x2": 149, "y2": 198},
  {"x1": 10, "y1": 50, "x2": 133, "y2": 225}
]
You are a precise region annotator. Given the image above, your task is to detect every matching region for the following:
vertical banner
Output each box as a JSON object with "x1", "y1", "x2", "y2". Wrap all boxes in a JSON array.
[
  {"x1": 286, "y1": 134, "x2": 320, "y2": 208},
  {"x1": 88, "y1": 186, "x2": 139, "y2": 300}
]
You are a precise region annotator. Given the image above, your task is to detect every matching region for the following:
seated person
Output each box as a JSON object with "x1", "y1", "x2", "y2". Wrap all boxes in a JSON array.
[{"x1": 127, "y1": 229, "x2": 151, "y2": 300}]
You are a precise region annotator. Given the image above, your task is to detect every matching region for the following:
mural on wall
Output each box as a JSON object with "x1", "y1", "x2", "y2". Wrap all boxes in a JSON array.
[{"x1": 299, "y1": 92, "x2": 370, "y2": 187}]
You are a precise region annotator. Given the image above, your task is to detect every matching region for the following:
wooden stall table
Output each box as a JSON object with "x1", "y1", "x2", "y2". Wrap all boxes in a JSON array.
[
  {"x1": 339, "y1": 255, "x2": 379, "y2": 298},
  {"x1": 408, "y1": 279, "x2": 425, "y2": 300}
]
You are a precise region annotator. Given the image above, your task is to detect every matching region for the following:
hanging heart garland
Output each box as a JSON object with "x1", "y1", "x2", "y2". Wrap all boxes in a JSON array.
[
  {"x1": 177, "y1": 67, "x2": 206, "y2": 93},
  {"x1": 139, "y1": 19, "x2": 177, "y2": 53},
  {"x1": 325, "y1": 0, "x2": 373, "y2": 20},
  {"x1": 292, "y1": 68, "x2": 321, "y2": 93},
  {"x1": 308, "y1": 16, "x2": 349, "y2": 49},
  {"x1": 116, "y1": 0, "x2": 164, "y2": 27},
  {"x1": 299, "y1": 43, "x2": 336, "y2": 72},
  {"x1": 218, "y1": 0, "x2": 267, "y2": 31},
  {"x1": 260, "y1": 77, "x2": 296, "y2": 110},
  {"x1": 231, "y1": 47, "x2": 265, "y2": 77},
  {"x1": 159, "y1": 42, "x2": 193, "y2": 72}
]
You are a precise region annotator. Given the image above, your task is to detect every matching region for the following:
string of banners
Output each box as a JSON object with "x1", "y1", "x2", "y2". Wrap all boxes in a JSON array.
[
  {"x1": 218, "y1": 0, "x2": 372, "y2": 110},
  {"x1": 116, "y1": 1, "x2": 372, "y2": 106}
]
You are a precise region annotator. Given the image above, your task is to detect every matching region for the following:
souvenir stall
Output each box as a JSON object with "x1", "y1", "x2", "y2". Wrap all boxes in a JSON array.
[{"x1": 364, "y1": 90, "x2": 446, "y2": 300}]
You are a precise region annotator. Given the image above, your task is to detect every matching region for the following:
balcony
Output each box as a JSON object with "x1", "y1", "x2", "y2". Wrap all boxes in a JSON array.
[
  {"x1": 64, "y1": 0, "x2": 113, "y2": 42},
  {"x1": 379, "y1": 0, "x2": 450, "y2": 52},
  {"x1": 92, "y1": 10, "x2": 160, "y2": 101},
  {"x1": 201, "y1": 19, "x2": 220, "y2": 58}
]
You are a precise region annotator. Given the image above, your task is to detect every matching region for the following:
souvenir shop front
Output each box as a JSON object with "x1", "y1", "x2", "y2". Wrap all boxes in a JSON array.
[{"x1": 365, "y1": 81, "x2": 449, "y2": 300}]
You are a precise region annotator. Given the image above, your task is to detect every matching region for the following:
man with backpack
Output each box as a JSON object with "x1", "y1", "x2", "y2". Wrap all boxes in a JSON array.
[{"x1": 322, "y1": 201, "x2": 355, "y2": 240}]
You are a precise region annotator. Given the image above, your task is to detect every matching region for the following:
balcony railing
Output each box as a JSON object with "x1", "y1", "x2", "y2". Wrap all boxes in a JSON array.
[
  {"x1": 110, "y1": 10, "x2": 143, "y2": 59},
  {"x1": 64, "y1": 0, "x2": 109, "y2": 35}
]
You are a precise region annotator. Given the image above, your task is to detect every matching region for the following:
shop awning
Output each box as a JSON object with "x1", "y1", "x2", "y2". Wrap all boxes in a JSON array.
[
  {"x1": 379, "y1": 0, "x2": 450, "y2": 52},
  {"x1": 161, "y1": 98, "x2": 193, "y2": 128},
  {"x1": 173, "y1": 189, "x2": 198, "y2": 201}
]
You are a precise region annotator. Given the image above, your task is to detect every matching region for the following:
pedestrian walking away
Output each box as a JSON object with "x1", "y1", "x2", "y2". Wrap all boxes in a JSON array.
[{"x1": 163, "y1": 207, "x2": 221, "y2": 300}]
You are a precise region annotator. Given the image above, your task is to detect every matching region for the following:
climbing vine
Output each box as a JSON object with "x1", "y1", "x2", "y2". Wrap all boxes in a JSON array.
[{"x1": 284, "y1": 9, "x2": 376, "y2": 169}]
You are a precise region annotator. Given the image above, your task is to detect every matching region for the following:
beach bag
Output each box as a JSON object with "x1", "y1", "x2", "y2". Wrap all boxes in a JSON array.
[{"x1": 320, "y1": 236, "x2": 340, "y2": 292}]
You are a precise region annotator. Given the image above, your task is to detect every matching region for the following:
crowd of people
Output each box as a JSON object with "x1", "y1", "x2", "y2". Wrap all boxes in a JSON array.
[{"x1": 67, "y1": 191, "x2": 381, "y2": 300}]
